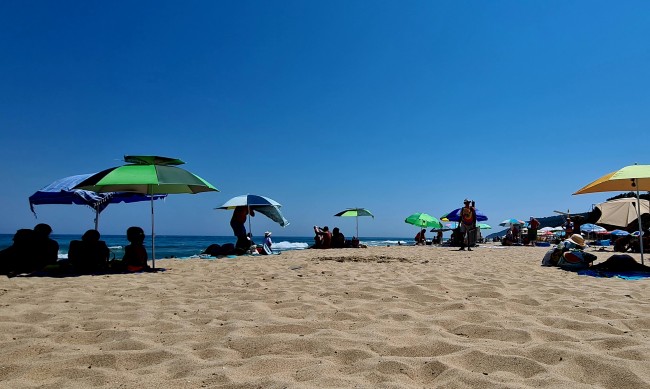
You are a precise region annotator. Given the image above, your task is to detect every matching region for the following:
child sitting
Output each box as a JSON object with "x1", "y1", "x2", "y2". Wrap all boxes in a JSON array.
[{"x1": 122, "y1": 226, "x2": 149, "y2": 272}]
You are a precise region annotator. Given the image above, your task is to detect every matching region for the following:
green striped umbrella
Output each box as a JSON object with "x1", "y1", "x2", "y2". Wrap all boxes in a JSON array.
[
  {"x1": 75, "y1": 155, "x2": 219, "y2": 268},
  {"x1": 334, "y1": 208, "x2": 374, "y2": 238}
]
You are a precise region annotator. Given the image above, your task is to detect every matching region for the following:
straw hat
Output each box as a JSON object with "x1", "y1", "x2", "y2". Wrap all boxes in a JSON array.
[{"x1": 567, "y1": 234, "x2": 586, "y2": 247}]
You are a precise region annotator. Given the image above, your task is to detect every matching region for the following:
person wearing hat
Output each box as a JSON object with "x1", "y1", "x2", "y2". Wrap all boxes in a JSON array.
[
  {"x1": 541, "y1": 233, "x2": 591, "y2": 267},
  {"x1": 458, "y1": 199, "x2": 477, "y2": 251},
  {"x1": 264, "y1": 231, "x2": 273, "y2": 250}
]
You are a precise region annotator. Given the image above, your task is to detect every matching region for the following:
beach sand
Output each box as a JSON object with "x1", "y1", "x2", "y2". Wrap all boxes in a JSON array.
[{"x1": 1, "y1": 246, "x2": 649, "y2": 388}]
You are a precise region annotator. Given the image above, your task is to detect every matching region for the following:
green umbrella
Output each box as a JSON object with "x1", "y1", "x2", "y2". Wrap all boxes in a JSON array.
[
  {"x1": 75, "y1": 155, "x2": 219, "y2": 268},
  {"x1": 477, "y1": 223, "x2": 492, "y2": 229},
  {"x1": 334, "y1": 208, "x2": 374, "y2": 238},
  {"x1": 405, "y1": 213, "x2": 443, "y2": 229}
]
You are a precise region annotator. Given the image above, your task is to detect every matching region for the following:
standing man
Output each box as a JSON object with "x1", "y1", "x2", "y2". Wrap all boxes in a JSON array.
[
  {"x1": 459, "y1": 199, "x2": 477, "y2": 251},
  {"x1": 528, "y1": 216, "x2": 540, "y2": 246},
  {"x1": 563, "y1": 216, "x2": 574, "y2": 239}
]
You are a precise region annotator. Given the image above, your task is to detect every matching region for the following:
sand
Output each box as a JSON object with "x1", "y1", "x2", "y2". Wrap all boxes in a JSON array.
[{"x1": 1, "y1": 245, "x2": 649, "y2": 388}]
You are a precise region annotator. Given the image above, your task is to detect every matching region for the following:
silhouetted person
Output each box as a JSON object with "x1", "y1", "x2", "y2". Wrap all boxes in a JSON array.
[
  {"x1": 331, "y1": 227, "x2": 345, "y2": 248},
  {"x1": 122, "y1": 226, "x2": 148, "y2": 272},
  {"x1": 0, "y1": 229, "x2": 34, "y2": 276},
  {"x1": 68, "y1": 229, "x2": 110, "y2": 274},
  {"x1": 32, "y1": 223, "x2": 59, "y2": 270}
]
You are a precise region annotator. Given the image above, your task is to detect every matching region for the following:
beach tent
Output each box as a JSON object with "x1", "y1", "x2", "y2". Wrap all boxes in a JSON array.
[
  {"x1": 29, "y1": 173, "x2": 166, "y2": 230},
  {"x1": 594, "y1": 198, "x2": 650, "y2": 229}
]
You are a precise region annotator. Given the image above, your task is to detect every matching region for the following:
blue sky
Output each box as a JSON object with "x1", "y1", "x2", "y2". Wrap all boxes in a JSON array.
[{"x1": 1, "y1": 0, "x2": 649, "y2": 238}]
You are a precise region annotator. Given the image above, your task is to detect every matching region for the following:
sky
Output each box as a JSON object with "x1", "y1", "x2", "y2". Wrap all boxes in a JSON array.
[{"x1": 1, "y1": 0, "x2": 649, "y2": 238}]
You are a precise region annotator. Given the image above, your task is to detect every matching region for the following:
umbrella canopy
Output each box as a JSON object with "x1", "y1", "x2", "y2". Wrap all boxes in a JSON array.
[
  {"x1": 580, "y1": 223, "x2": 607, "y2": 233},
  {"x1": 477, "y1": 223, "x2": 492, "y2": 230},
  {"x1": 334, "y1": 208, "x2": 374, "y2": 238},
  {"x1": 405, "y1": 213, "x2": 443, "y2": 229},
  {"x1": 29, "y1": 173, "x2": 166, "y2": 229},
  {"x1": 609, "y1": 229, "x2": 630, "y2": 236},
  {"x1": 574, "y1": 164, "x2": 650, "y2": 264},
  {"x1": 594, "y1": 197, "x2": 650, "y2": 229},
  {"x1": 499, "y1": 218, "x2": 525, "y2": 227},
  {"x1": 431, "y1": 222, "x2": 457, "y2": 232},
  {"x1": 74, "y1": 155, "x2": 219, "y2": 268},
  {"x1": 217, "y1": 194, "x2": 289, "y2": 230},
  {"x1": 440, "y1": 208, "x2": 488, "y2": 222}
]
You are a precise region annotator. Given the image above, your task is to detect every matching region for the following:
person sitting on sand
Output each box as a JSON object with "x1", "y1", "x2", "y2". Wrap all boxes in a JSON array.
[
  {"x1": 122, "y1": 226, "x2": 149, "y2": 272},
  {"x1": 314, "y1": 226, "x2": 332, "y2": 249},
  {"x1": 68, "y1": 229, "x2": 110, "y2": 274},
  {"x1": 32, "y1": 223, "x2": 59, "y2": 271},
  {"x1": 331, "y1": 227, "x2": 345, "y2": 248},
  {"x1": 541, "y1": 234, "x2": 596, "y2": 269},
  {"x1": 0, "y1": 229, "x2": 34, "y2": 277},
  {"x1": 415, "y1": 229, "x2": 426, "y2": 245},
  {"x1": 264, "y1": 231, "x2": 273, "y2": 250}
]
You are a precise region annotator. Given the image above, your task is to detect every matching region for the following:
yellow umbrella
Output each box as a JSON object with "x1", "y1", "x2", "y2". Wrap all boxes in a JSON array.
[{"x1": 574, "y1": 164, "x2": 650, "y2": 263}]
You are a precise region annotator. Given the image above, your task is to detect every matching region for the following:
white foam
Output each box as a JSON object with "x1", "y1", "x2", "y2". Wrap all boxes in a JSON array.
[{"x1": 272, "y1": 241, "x2": 309, "y2": 250}]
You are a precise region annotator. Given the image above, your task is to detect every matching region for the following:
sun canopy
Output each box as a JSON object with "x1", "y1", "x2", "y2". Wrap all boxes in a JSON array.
[{"x1": 29, "y1": 173, "x2": 166, "y2": 228}]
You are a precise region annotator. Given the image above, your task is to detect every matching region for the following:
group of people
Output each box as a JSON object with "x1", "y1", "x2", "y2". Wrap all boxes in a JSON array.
[
  {"x1": 0, "y1": 224, "x2": 150, "y2": 277},
  {"x1": 0, "y1": 223, "x2": 58, "y2": 276},
  {"x1": 312, "y1": 226, "x2": 361, "y2": 249}
]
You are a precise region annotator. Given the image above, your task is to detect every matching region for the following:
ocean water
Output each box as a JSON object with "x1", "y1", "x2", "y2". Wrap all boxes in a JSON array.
[{"x1": 0, "y1": 234, "x2": 409, "y2": 260}]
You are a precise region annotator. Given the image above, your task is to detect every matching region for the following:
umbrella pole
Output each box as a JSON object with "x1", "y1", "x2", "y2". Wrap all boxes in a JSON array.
[
  {"x1": 94, "y1": 209, "x2": 99, "y2": 231},
  {"x1": 356, "y1": 215, "x2": 359, "y2": 239},
  {"x1": 151, "y1": 192, "x2": 156, "y2": 269},
  {"x1": 634, "y1": 185, "x2": 644, "y2": 265},
  {"x1": 247, "y1": 204, "x2": 252, "y2": 239}
]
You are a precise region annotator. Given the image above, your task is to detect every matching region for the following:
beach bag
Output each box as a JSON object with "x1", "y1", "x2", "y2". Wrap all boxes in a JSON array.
[{"x1": 257, "y1": 244, "x2": 273, "y2": 255}]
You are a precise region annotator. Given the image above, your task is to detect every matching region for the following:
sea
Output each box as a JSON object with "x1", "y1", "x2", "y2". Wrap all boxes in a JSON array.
[{"x1": 0, "y1": 234, "x2": 410, "y2": 260}]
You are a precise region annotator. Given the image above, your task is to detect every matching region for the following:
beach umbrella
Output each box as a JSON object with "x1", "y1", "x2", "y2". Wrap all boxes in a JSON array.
[
  {"x1": 440, "y1": 208, "x2": 488, "y2": 222},
  {"x1": 29, "y1": 173, "x2": 166, "y2": 230},
  {"x1": 477, "y1": 223, "x2": 492, "y2": 230},
  {"x1": 609, "y1": 229, "x2": 630, "y2": 236},
  {"x1": 499, "y1": 218, "x2": 525, "y2": 227},
  {"x1": 574, "y1": 164, "x2": 650, "y2": 263},
  {"x1": 430, "y1": 222, "x2": 457, "y2": 232},
  {"x1": 74, "y1": 155, "x2": 219, "y2": 268},
  {"x1": 217, "y1": 194, "x2": 289, "y2": 236},
  {"x1": 594, "y1": 198, "x2": 650, "y2": 229},
  {"x1": 334, "y1": 208, "x2": 374, "y2": 238},
  {"x1": 580, "y1": 223, "x2": 607, "y2": 233},
  {"x1": 405, "y1": 213, "x2": 443, "y2": 229}
]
